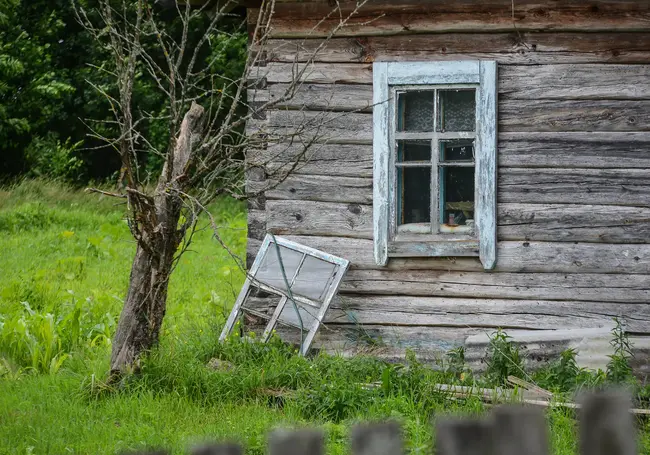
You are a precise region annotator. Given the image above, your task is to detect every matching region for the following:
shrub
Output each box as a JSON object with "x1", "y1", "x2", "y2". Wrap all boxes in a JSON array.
[
  {"x1": 606, "y1": 318, "x2": 634, "y2": 384},
  {"x1": 484, "y1": 329, "x2": 525, "y2": 386}
]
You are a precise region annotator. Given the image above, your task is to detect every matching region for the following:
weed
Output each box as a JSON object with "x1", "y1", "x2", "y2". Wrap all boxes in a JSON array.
[
  {"x1": 606, "y1": 318, "x2": 634, "y2": 384},
  {"x1": 484, "y1": 329, "x2": 525, "y2": 386}
]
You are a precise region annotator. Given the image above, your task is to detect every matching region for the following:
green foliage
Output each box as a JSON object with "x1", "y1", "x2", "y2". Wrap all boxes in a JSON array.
[
  {"x1": 0, "y1": 0, "x2": 248, "y2": 182},
  {"x1": 2, "y1": 182, "x2": 650, "y2": 454},
  {"x1": 606, "y1": 318, "x2": 634, "y2": 384},
  {"x1": 484, "y1": 329, "x2": 525, "y2": 386},
  {"x1": 25, "y1": 134, "x2": 84, "y2": 181},
  {"x1": 0, "y1": 180, "x2": 246, "y2": 377},
  {"x1": 533, "y1": 348, "x2": 606, "y2": 394}
]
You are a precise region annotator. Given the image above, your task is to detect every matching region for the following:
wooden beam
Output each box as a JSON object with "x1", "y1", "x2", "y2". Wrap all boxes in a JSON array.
[
  {"x1": 250, "y1": 2, "x2": 650, "y2": 37},
  {"x1": 262, "y1": 34, "x2": 650, "y2": 65}
]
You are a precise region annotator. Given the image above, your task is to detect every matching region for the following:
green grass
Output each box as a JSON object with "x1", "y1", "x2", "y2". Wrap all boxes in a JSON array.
[{"x1": 1, "y1": 180, "x2": 650, "y2": 455}]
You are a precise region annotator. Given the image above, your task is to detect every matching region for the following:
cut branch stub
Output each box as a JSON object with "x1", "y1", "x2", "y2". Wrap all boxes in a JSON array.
[{"x1": 167, "y1": 101, "x2": 206, "y2": 184}]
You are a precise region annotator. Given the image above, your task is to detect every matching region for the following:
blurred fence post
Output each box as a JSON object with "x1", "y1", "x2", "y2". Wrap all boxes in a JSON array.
[
  {"x1": 269, "y1": 427, "x2": 325, "y2": 455},
  {"x1": 579, "y1": 389, "x2": 636, "y2": 455},
  {"x1": 351, "y1": 421, "x2": 403, "y2": 455},
  {"x1": 492, "y1": 405, "x2": 549, "y2": 455},
  {"x1": 435, "y1": 418, "x2": 493, "y2": 455},
  {"x1": 191, "y1": 442, "x2": 244, "y2": 455}
]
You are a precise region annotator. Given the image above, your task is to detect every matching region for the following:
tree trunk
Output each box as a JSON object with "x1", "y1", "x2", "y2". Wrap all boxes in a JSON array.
[
  {"x1": 109, "y1": 102, "x2": 205, "y2": 376},
  {"x1": 110, "y1": 231, "x2": 179, "y2": 375}
]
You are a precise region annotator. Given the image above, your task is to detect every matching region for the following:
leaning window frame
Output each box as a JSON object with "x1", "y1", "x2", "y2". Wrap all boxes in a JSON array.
[{"x1": 373, "y1": 61, "x2": 497, "y2": 270}]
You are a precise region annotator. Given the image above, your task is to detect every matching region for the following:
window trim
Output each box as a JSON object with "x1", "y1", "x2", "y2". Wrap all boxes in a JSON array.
[{"x1": 373, "y1": 60, "x2": 497, "y2": 270}]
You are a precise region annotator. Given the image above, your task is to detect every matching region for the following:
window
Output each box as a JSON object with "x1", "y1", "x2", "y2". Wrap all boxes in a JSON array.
[{"x1": 373, "y1": 61, "x2": 497, "y2": 270}]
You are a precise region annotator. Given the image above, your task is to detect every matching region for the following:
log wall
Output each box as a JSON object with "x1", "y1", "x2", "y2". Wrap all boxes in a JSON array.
[{"x1": 243, "y1": 0, "x2": 650, "y2": 370}]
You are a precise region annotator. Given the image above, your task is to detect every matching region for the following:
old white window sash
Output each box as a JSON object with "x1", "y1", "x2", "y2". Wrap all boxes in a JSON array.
[{"x1": 372, "y1": 61, "x2": 497, "y2": 270}]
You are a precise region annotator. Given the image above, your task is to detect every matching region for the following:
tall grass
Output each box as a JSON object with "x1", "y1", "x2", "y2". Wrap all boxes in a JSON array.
[
  {"x1": 1, "y1": 180, "x2": 650, "y2": 455},
  {"x1": 0, "y1": 179, "x2": 246, "y2": 377}
]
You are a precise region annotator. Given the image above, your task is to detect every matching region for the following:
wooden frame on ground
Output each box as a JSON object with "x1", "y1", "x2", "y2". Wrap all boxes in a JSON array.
[{"x1": 219, "y1": 234, "x2": 350, "y2": 355}]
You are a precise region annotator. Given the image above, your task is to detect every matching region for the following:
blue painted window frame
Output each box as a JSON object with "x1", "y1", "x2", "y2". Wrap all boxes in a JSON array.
[{"x1": 372, "y1": 61, "x2": 497, "y2": 270}]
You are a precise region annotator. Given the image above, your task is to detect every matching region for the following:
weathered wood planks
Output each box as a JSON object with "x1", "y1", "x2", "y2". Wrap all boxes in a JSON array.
[
  {"x1": 250, "y1": 106, "x2": 650, "y2": 145},
  {"x1": 261, "y1": 200, "x2": 650, "y2": 243},
  {"x1": 499, "y1": 65, "x2": 650, "y2": 100},
  {"x1": 499, "y1": 204, "x2": 650, "y2": 243},
  {"x1": 499, "y1": 168, "x2": 650, "y2": 206},
  {"x1": 262, "y1": 64, "x2": 650, "y2": 99},
  {"x1": 250, "y1": 2, "x2": 650, "y2": 37},
  {"x1": 499, "y1": 99, "x2": 650, "y2": 132},
  {"x1": 275, "y1": 236, "x2": 650, "y2": 274},
  {"x1": 266, "y1": 200, "x2": 373, "y2": 239},
  {"x1": 341, "y1": 270, "x2": 650, "y2": 304},
  {"x1": 498, "y1": 132, "x2": 650, "y2": 169},
  {"x1": 244, "y1": 0, "x2": 650, "y2": 366},
  {"x1": 251, "y1": 133, "x2": 650, "y2": 173},
  {"x1": 256, "y1": 169, "x2": 650, "y2": 207},
  {"x1": 260, "y1": 34, "x2": 650, "y2": 65},
  {"x1": 262, "y1": 65, "x2": 650, "y2": 110},
  {"x1": 245, "y1": 295, "x2": 650, "y2": 333}
]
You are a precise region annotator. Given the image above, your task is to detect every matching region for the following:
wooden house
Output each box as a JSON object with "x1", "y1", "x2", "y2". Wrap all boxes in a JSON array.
[{"x1": 240, "y1": 1, "x2": 650, "y2": 373}]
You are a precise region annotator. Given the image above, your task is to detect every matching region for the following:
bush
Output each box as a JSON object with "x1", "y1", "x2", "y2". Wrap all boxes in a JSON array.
[{"x1": 484, "y1": 329, "x2": 525, "y2": 386}]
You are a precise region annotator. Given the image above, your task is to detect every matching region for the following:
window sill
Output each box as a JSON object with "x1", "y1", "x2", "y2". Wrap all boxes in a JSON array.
[{"x1": 387, "y1": 239, "x2": 479, "y2": 257}]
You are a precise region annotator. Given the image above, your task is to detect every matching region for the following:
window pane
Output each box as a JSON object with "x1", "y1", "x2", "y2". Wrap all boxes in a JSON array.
[
  {"x1": 440, "y1": 167, "x2": 474, "y2": 226},
  {"x1": 398, "y1": 167, "x2": 431, "y2": 225},
  {"x1": 291, "y1": 255, "x2": 337, "y2": 302},
  {"x1": 397, "y1": 91, "x2": 434, "y2": 132},
  {"x1": 398, "y1": 140, "x2": 431, "y2": 162},
  {"x1": 440, "y1": 139, "x2": 474, "y2": 162},
  {"x1": 256, "y1": 245, "x2": 304, "y2": 291},
  {"x1": 438, "y1": 89, "x2": 476, "y2": 132}
]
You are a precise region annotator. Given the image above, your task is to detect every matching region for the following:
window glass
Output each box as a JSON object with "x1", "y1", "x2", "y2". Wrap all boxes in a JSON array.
[
  {"x1": 397, "y1": 167, "x2": 431, "y2": 225},
  {"x1": 397, "y1": 91, "x2": 434, "y2": 132},
  {"x1": 397, "y1": 140, "x2": 431, "y2": 162},
  {"x1": 438, "y1": 89, "x2": 476, "y2": 132},
  {"x1": 440, "y1": 167, "x2": 475, "y2": 226},
  {"x1": 440, "y1": 139, "x2": 474, "y2": 162}
]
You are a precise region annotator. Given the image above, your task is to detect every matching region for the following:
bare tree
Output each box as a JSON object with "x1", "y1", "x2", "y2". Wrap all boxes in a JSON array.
[{"x1": 75, "y1": 0, "x2": 368, "y2": 377}]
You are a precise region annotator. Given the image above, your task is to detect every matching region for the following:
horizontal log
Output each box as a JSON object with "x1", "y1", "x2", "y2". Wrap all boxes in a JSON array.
[
  {"x1": 250, "y1": 2, "x2": 650, "y2": 37},
  {"x1": 252, "y1": 110, "x2": 372, "y2": 144},
  {"x1": 260, "y1": 199, "x2": 650, "y2": 243},
  {"x1": 245, "y1": 295, "x2": 650, "y2": 333},
  {"x1": 265, "y1": 66, "x2": 650, "y2": 114},
  {"x1": 255, "y1": 169, "x2": 650, "y2": 207},
  {"x1": 500, "y1": 99, "x2": 650, "y2": 132},
  {"x1": 261, "y1": 62, "x2": 372, "y2": 85},
  {"x1": 499, "y1": 168, "x2": 650, "y2": 206},
  {"x1": 341, "y1": 269, "x2": 650, "y2": 304},
  {"x1": 253, "y1": 106, "x2": 650, "y2": 146},
  {"x1": 278, "y1": 236, "x2": 650, "y2": 273},
  {"x1": 254, "y1": 174, "x2": 373, "y2": 204},
  {"x1": 251, "y1": 142, "x2": 373, "y2": 177},
  {"x1": 498, "y1": 132, "x2": 650, "y2": 169},
  {"x1": 499, "y1": 64, "x2": 650, "y2": 100},
  {"x1": 499, "y1": 203, "x2": 650, "y2": 243},
  {"x1": 387, "y1": 240, "x2": 480, "y2": 257},
  {"x1": 252, "y1": 133, "x2": 650, "y2": 173},
  {"x1": 246, "y1": 321, "x2": 476, "y2": 355},
  {"x1": 261, "y1": 34, "x2": 650, "y2": 65},
  {"x1": 251, "y1": 321, "x2": 650, "y2": 374},
  {"x1": 268, "y1": 83, "x2": 373, "y2": 111},
  {"x1": 266, "y1": 200, "x2": 373, "y2": 238}
]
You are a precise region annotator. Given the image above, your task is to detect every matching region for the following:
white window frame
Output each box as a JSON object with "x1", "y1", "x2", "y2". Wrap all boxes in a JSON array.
[{"x1": 372, "y1": 61, "x2": 497, "y2": 270}]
